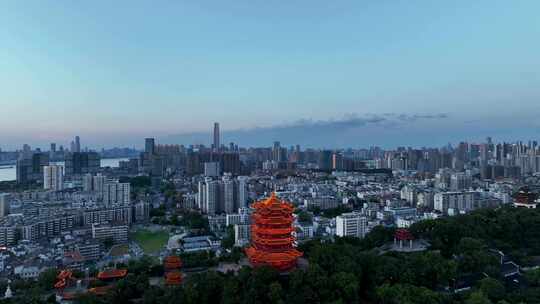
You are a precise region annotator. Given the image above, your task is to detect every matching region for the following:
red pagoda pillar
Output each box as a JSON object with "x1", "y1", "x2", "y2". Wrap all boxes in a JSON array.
[{"x1": 245, "y1": 193, "x2": 302, "y2": 272}]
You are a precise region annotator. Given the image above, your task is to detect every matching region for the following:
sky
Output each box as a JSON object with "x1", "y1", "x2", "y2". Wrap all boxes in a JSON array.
[{"x1": 1, "y1": 1, "x2": 540, "y2": 150}]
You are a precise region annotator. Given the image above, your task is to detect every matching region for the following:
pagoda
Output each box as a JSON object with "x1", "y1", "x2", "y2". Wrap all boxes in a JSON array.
[
  {"x1": 245, "y1": 193, "x2": 302, "y2": 272},
  {"x1": 164, "y1": 255, "x2": 183, "y2": 285}
]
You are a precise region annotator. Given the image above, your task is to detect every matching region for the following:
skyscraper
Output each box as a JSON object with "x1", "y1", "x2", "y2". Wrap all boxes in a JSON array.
[
  {"x1": 43, "y1": 165, "x2": 64, "y2": 191},
  {"x1": 75, "y1": 136, "x2": 81, "y2": 153},
  {"x1": 237, "y1": 176, "x2": 249, "y2": 208},
  {"x1": 16, "y1": 152, "x2": 50, "y2": 184},
  {"x1": 205, "y1": 179, "x2": 221, "y2": 215},
  {"x1": 64, "y1": 152, "x2": 100, "y2": 176},
  {"x1": 145, "y1": 138, "x2": 155, "y2": 155},
  {"x1": 213, "y1": 122, "x2": 220, "y2": 150},
  {"x1": 222, "y1": 175, "x2": 238, "y2": 214},
  {"x1": 0, "y1": 194, "x2": 11, "y2": 218}
]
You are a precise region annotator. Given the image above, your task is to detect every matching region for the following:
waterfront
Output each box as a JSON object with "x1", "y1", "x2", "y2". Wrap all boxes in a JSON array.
[{"x1": 0, "y1": 158, "x2": 129, "y2": 182}]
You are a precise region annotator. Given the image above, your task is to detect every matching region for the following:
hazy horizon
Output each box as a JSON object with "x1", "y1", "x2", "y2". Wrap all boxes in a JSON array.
[{"x1": 1, "y1": 1, "x2": 539, "y2": 149}]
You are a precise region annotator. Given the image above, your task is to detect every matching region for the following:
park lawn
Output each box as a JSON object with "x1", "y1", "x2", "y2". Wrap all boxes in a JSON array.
[
  {"x1": 131, "y1": 229, "x2": 169, "y2": 254},
  {"x1": 110, "y1": 244, "x2": 129, "y2": 257}
]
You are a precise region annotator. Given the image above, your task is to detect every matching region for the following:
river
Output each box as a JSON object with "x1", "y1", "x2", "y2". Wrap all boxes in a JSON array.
[{"x1": 0, "y1": 158, "x2": 129, "y2": 182}]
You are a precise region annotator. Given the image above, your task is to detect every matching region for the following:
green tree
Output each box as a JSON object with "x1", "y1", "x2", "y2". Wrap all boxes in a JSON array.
[
  {"x1": 478, "y1": 277, "x2": 505, "y2": 302},
  {"x1": 297, "y1": 211, "x2": 313, "y2": 224},
  {"x1": 465, "y1": 291, "x2": 492, "y2": 304},
  {"x1": 221, "y1": 226, "x2": 235, "y2": 249},
  {"x1": 267, "y1": 282, "x2": 284, "y2": 304},
  {"x1": 525, "y1": 268, "x2": 540, "y2": 286},
  {"x1": 37, "y1": 268, "x2": 58, "y2": 291}
]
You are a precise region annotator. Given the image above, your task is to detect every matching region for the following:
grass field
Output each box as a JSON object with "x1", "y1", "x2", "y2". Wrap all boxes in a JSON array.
[
  {"x1": 110, "y1": 244, "x2": 129, "y2": 257},
  {"x1": 130, "y1": 229, "x2": 169, "y2": 254}
]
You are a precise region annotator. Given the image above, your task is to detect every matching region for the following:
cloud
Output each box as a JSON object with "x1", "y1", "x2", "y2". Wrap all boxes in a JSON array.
[{"x1": 162, "y1": 113, "x2": 450, "y2": 148}]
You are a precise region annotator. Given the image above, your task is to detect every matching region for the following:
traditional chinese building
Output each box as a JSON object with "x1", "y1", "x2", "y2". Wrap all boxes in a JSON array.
[
  {"x1": 394, "y1": 228, "x2": 414, "y2": 249},
  {"x1": 245, "y1": 193, "x2": 302, "y2": 272},
  {"x1": 513, "y1": 186, "x2": 539, "y2": 209},
  {"x1": 97, "y1": 269, "x2": 128, "y2": 281},
  {"x1": 164, "y1": 255, "x2": 183, "y2": 285}
]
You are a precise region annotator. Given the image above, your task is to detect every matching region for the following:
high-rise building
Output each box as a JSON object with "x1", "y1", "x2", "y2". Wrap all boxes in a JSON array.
[
  {"x1": 197, "y1": 181, "x2": 207, "y2": 212},
  {"x1": 318, "y1": 150, "x2": 333, "y2": 170},
  {"x1": 434, "y1": 191, "x2": 477, "y2": 214},
  {"x1": 64, "y1": 152, "x2": 100, "y2": 176},
  {"x1": 83, "y1": 174, "x2": 93, "y2": 192},
  {"x1": 93, "y1": 174, "x2": 106, "y2": 194},
  {"x1": 43, "y1": 165, "x2": 64, "y2": 191},
  {"x1": 332, "y1": 152, "x2": 344, "y2": 170},
  {"x1": 145, "y1": 138, "x2": 155, "y2": 155},
  {"x1": 222, "y1": 175, "x2": 238, "y2": 214},
  {"x1": 450, "y1": 172, "x2": 472, "y2": 191},
  {"x1": 49, "y1": 143, "x2": 57, "y2": 160},
  {"x1": 205, "y1": 179, "x2": 221, "y2": 215},
  {"x1": 75, "y1": 136, "x2": 81, "y2": 153},
  {"x1": 237, "y1": 176, "x2": 249, "y2": 208},
  {"x1": 22, "y1": 144, "x2": 32, "y2": 158},
  {"x1": 103, "y1": 182, "x2": 131, "y2": 206},
  {"x1": 220, "y1": 152, "x2": 241, "y2": 175},
  {"x1": 213, "y1": 122, "x2": 220, "y2": 150},
  {"x1": 272, "y1": 141, "x2": 282, "y2": 162},
  {"x1": 83, "y1": 173, "x2": 106, "y2": 196},
  {"x1": 204, "y1": 162, "x2": 220, "y2": 177},
  {"x1": 0, "y1": 194, "x2": 11, "y2": 218},
  {"x1": 235, "y1": 224, "x2": 251, "y2": 247},
  {"x1": 16, "y1": 153, "x2": 50, "y2": 184}
]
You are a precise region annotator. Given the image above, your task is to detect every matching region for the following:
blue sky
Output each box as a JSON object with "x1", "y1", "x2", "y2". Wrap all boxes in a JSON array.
[{"x1": 1, "y1": 1, "x2": 539, "y2": 149}]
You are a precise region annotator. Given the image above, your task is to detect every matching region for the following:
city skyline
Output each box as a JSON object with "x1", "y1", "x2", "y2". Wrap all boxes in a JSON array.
[
  {"x1": 3, "y1": 117, "x2": 540, "y2": 152},
  {"x1": 1, "y1": 1, "x2": 540, "y2": 149}
]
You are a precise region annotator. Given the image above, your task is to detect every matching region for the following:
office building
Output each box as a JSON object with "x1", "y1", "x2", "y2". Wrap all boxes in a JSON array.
[
  {"x1": 65, "y1": 152, "x2": 100, "y2": 176},
  {"x1": 234, "y1": 224, "x2": 251, "y2": 247},
  {"x1": 450, "y1": 173, "x2": 472, "y2": 191},
  {"x1": 0, "y1": 227, "x2": 15, "y2": 247},
  {"x1": 213, "y1": 122, "x2": 220, "y2": 150},
  {"x1": 21, "y1": 215, "x2": 76, "y2": 242},
  {"x1": 304, "y1": 196, "x2": 340, "y2": 210},
  {"x1": 0, "y1": 194, "x2": 11, "y2": 218},
  {"x1": 336, "y1": 212, "x2": 368, "y2": 238},
  {"x1": 83, "y1": 206, "x2": 133, "y2": 226},
  {"x1": 222, "y1": 175, "x2": 238, "y2": 214},
  {"x1": 83, "y1": 173, "x2": 106, "y2": 193},
  {"x1": 205, "y1": 179, "x2": 221, "y2": 215},
  {"x1": 237, "y1": 176, "x2": 249, "y2": 208},
  {"x1": 204, "y1": 162, "x2": 220, "y2": 177},
  {"x1": 16, "y1": 153, "x2": 49, "y2": 184},
  {"x1": 103, "y1": 182, "x2": 130, "y2": 206},
  {"x1": 434, "y1": 191, "x2": 477, "y2": 214},
  {"x1": 133, "y1": 201, "x2": 150, "y2": 222},
  {"x1": 318, "y1": 150, "x2": 333, "y2": 170},
  {"x1": 75, "y1": 241, "x2": 101, "y2": 261},
  {"x1": 75, "y1": 136, "x2": 81, "y2": 153},
  {"x1": 92, "y1": 223, "x2": 129, "y2": 244},
  {"x1": 145, "y1": 138, "x2": 155, "y2": 154},
  {"x1": 43, "y1": 165, "x2": 64, "y2": 191}
]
